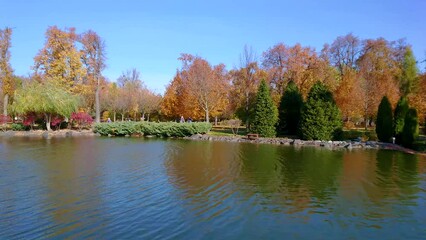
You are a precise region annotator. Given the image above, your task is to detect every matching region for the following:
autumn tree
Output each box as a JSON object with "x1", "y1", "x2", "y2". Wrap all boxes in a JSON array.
[
  {"x1": 101, "y1": 82, "x2": 124, "y2": 122},
  {"x1": 137, "y1": 88, "x2": 162, "y2": 121},
  {"x1": 262, "y1": 43, "x2": 337, "y2": 99},
  {"x1": 230, "y1": 46, "x2": 266, "y2": 127},
  {"x1": 0, "y1": 27, "x2": 14, "y2": 116},
  {"x1": 408, "y1": 73, "x2": 426, "y2": 125},
  {"x1": 325, "y1": 34, "x2": 363, "y2": 123},
  {"x1": 251, "y1": 79, "x2": 278, "y2": 137},
  {"x1": 33, "y1": 26, "x2": 86, "y2": 92},
  {"x1": 80, "y1": 30, "x2": 106, "y2": 123},
  {"x1": 179, "y1": 54, "x2": 229, "y2": 123},
  {"x1": 117, "y1": 69, "x2": 144, "y2": 120},
  {"x1": 399, "y1": 46, "x2": 419, "y2": 96},
  {"x1": 357, "y1": 38, "x2": 401, "y2": 128},
  {"x1": 326, "y1": 33, "x2": 361, "y2": 75}
]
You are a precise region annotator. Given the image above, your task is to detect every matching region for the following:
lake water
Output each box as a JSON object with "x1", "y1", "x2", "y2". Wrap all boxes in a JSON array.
[{"x1": 0, "y1": 137, "x2": 425, "y2": 239}]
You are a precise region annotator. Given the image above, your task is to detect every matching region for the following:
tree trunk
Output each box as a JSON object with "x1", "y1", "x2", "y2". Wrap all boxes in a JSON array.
[
  {"x1": 45, "y1": 113, "x2": 52, "y2": 131},
  {"x1": 245, "y1": 91, "x2": 249, "y2": 128},
  {"x1": 113, "y1": 111, "x2": 116, "y2": 122},
  {"x1": 95, "y1": 80, "x2": 100, "y2": 123},
  {"x1": 147, "y1": 113, "x2": 150, "y2": 122},
  {"x1": 215, "y1": 116, "x2": 218, "y2": 126},
  {"x1": 3, "y1": 94, "x2": 8, "y2": 116},
  {"x1": 205, "y1": 109, "x2": 209, "y2": 123},
  {"x1": 121, "y1": 113, "x2": 124, "y2": 121}
]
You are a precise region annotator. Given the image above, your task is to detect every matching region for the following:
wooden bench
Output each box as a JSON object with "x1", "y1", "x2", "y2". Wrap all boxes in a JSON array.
[{"x1": 246, "y1": 133, "x2": 259, "y2": 140}]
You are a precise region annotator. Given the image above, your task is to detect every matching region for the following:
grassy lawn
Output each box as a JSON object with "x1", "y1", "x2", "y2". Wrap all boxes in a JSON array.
[
  {"x1": 414, "y1": 135, "x2": 426, "y2": 152},
  {"x1": 209, "y1": 125, "x2": 247, "y2": 136}
]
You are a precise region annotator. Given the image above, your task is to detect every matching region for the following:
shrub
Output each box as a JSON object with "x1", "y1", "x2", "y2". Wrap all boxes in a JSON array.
[
  {"x1": 93, "y1": 121, "x2": 212, "y2": 137},
  {"x1": 251, "y1": 79, "x2": 278, "y2": 137},
  {"x1": 376, "y1": 96, "x2": 393, "y2": 142},
  {"x1": 71, "y1": 112, "x2": 93, "y2": 130},
  {"x1": 299, "y1": 82, "x2": 342, "y2": 140},
  {"x1": 277, "y1": 81, "x2": 303, "y2": 136},
  {"x1": 11, "y1": 123, "x2": 25, "y2": 131},
  {"x1": 393, "y1": 96, "x2": 409, "y2": 144},
  {"x1": 0, "y1": 115, "x2": 12, "y2": 131},
  {"x1": 23, "y1": 112, "x2": 38, "y2": 129},
  {"x1": 402, "y1": 108, "x2": 419, "y2": 148}
]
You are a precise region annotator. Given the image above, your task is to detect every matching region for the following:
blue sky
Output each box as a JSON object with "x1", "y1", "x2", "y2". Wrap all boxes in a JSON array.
[{"x1": 1, "y1": 0, "x2": 425, "y2": 94}]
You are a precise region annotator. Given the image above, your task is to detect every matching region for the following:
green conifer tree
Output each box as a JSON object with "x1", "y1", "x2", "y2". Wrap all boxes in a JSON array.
[
  {"x1": 299, "y1": 82, "x2": 342, "y2": 140},
  {"x1": 277, "y1": 81, "x2": 303, "y2": 136},
  {"x1": 402, "y1": 108, "x2": 419, "y2": 148},
  {"x1": 375, "y1": 96, "x2": 393, "y2": 142},
  {"x1": 400, "y1": 47, "x2": 419, "y2": 96},
  {"x1": 251, "y1": 79, "x2": 278, "y2": 137},
  {"x1": 393, "y1": 96, "x2": 409, "y2": 143}
]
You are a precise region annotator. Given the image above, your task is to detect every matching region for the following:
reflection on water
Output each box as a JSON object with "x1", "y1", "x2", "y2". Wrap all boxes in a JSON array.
[{"x1": 0, "y1": 137, "x2": 425, "y2": 239}]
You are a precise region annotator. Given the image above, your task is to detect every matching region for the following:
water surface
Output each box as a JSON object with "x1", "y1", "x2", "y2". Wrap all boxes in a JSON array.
[{"x1": 0, "y1": 137, "x2": 425, "y2": 239}]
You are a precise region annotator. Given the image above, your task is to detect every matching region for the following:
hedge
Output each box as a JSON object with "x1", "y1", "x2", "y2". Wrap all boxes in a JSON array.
[{"x1": 93, "y1": 122, "x2": 212, "y2": 137}]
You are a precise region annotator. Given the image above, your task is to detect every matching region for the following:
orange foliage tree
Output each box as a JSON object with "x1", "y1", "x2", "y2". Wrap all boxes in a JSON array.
[
  {"x1": 0, "y1": 27, "x2": 14, "y2": 116},
  {"x1": 33, "y1": 26, "x2": 86, "y2": 92},
  {"x1": 357, "y1": 38, "x2": 402, "y2": 128}
]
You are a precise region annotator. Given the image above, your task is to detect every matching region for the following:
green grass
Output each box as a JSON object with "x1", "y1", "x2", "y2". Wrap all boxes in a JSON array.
[
  {"x1": 209, "y1": 126, "x2": 247, "y2": 136},
  {"x1": 414, "y1": 135, "x2": 426, "y2": 152}
]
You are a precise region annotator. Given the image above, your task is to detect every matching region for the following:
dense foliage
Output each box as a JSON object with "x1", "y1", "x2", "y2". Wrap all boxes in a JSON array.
[
  {"x1": 402, "y1": 108, "x2": 419, "y2": 148},
  {"x1": 375, "y1": 96, "x2": 393, "y2": 142},
  {"x1": 251, "y1": 79, "x2": 278, "y2": 137},
  {"x1": 393, "y1": 96, "x2": 409, "y2": 144},
  {"x1": 277, "y1": 81, "x2": 303, "y2": 136},
  {"x1": 299, "y1": 82, "x2": 342, "y2": 140},
  {"x1": 94, "y1": 122, "x2": 212, "y2": 137},
  {"x1": 71, "y1": 112, "x2": 94, "y2": 130},
  {"x1": 400, "y1": 47, "x2": 419, "y2": 96},
  {"x1": 12, "y1": 81, "x2": 80, "y2": 130}
]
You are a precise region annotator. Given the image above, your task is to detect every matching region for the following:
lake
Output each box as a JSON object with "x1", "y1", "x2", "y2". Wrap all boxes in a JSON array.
[{"x1": 0, "y1": 137, "x2": 425, "y2": 239}]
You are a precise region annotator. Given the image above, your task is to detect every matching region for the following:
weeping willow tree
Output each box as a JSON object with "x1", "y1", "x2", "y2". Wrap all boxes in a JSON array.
[{"x1": 12, "y1": 80, "x2": 80, "y2": 131}]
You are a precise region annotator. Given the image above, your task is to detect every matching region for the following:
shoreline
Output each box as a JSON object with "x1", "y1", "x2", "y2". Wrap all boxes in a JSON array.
[
  {"x1": 0, "y1": 129, "x2": 99, "y2": 138},
  {"x1": 184, "y1": 134, "x2": 426, "y2": 156},
  {"x1": 0, "y1": 130, "x2": 423, "y2": 156}
]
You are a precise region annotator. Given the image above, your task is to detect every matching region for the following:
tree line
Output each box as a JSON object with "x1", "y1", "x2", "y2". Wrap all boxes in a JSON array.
[{"x1": 0, "y1": 27, "x2": 425, "y2": 135}]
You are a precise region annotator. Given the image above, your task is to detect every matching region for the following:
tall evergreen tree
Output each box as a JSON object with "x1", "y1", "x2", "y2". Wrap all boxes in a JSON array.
[
  {"x1": 400, "y1": 46, "x2": 419, "y2": 96},
  {"x1": 376, "y1": 96, "x2": 393, "y2": 142},
  {"x1": 277, "y1": 81, "x2": 303, "y2": 136},
  {"x1": 402, "y1": 108, "x2": 419, "y2": 148},
  {"x1": 393, "y1": 96, "x2": 409, "y2": 143},
  {"x1": 251, "y1": 79, "x2": 278, "y2": 137},
  {"x1": 299, "y1": 81, "x2": 342, "y2": 140}
]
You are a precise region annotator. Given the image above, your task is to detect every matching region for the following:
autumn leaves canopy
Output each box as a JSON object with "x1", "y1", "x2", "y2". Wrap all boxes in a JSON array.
[{"x1": 0, "y1": 26, "x2": 425, "y2": 139}]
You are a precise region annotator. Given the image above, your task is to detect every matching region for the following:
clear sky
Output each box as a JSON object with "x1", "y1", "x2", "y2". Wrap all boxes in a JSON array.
[{"x1": 1, "y1": 0, "x2": 425, "y2": 94}]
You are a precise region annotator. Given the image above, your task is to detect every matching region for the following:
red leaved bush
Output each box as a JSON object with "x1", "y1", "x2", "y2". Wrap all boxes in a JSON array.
[
  {"x1": 71, "y1": 112, "x2": 93, "y2": 130},
  {"x1": 51, "y1": 115, "x2": 63, "y2": 130},
  {"x1": 23, "y1": 113, "x2": 37, "y2": 128},
  {"x1": 0, "y1": 114, "x2": 11, "y2": 124}
]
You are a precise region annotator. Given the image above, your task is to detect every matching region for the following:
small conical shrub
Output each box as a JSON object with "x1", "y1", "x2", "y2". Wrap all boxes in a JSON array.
[
  {"x1": 376, "y1": 96, "x2": 393, "y2": 142},
  {"x1": 299, "y1": 81, "x2": 342, "y2": 140},
  {"x1": 402, "y1": 108, "x2": 419, "y2": 148},
  {"x1": 277, "y1": 81, "x2": 303, "y2": 136},
  {"x1": 393, "y1": 96, "x2": 409, "y2": 144},
  {"x1": 251, "y1": 79, "x2": 278, "y2": 137}
]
